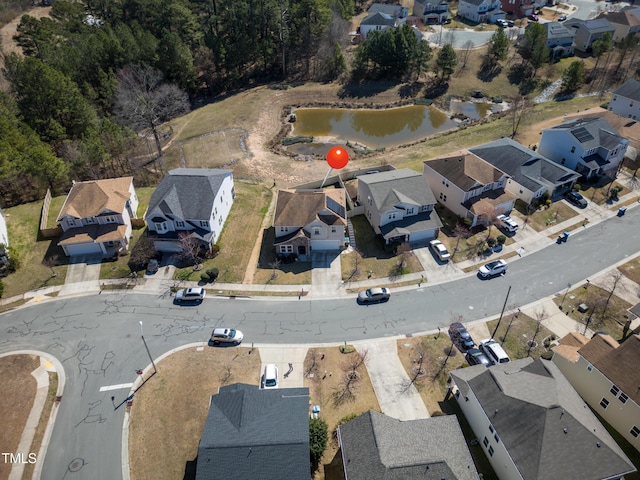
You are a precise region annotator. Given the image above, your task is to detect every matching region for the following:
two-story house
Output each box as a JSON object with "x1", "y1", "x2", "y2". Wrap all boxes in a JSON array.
[
  {"x1": 450, "y1": 358, "x2": 637, "y2": 480},
  {"x1": 145, "y1": 168, "x2": 234, "y2": 253},
  {"x1": 553, "y1": 333, "x2": 640, "y2": 452},
  {"x1": 357, "y1": 169, "x2": 442, "y2": 244},
  {"x1": 596, "y1": 8, "x2": 640, "y2": 42},
  {"x1": 542, "y1": 21, "x2": 576, "y2": 58},
  {"x1": 423, "y1": 151, "x2": 515, "y2": 227},
  {"x1": 538, "y1": 117, "x2": 629, "y2": 179},
  {"x1": 369, "y1": 3, "x2": 409, "y2": 19},
  {"x1": 608, "y1": 78, "x2": 640, "y2": 120},
  {"x1": 470, "y1": 138, "x2": 580, "y2": 204},
  {"x1": 564, "y1": 18, "x2": 616, "y2": 52},
  {"x1": 457, "y1": 0, "x2": 505, "y2": 24},
  {"x1": 359, "y1": 12, "x2": 400, "y2": 39},
  {"x1": 273, "y1": 189, "x2": 346, "y2": 260},
  {"x1": 413, "y1": 0, "x2": 450, "y2": 24},
  {"x1": 498, "y1": 0, "x2": 534, "y2": 19},
  {"x1": 56, "y1": 177, "x2": 138, "y2": 257}
]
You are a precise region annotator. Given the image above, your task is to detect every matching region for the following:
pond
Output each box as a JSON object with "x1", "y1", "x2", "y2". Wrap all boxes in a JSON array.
[
  {"x1": 291, "y1": 105, "x2": 457, "y2": 149},
  {"x1": 450, "y1": 99, "x2": 505, "y2": 121}
]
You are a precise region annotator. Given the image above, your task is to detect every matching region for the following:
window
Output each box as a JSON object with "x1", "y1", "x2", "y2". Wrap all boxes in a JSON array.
[
  {"x1": 600, "y1": 398, "x2": 609, "y2": 409},
  {"x1": 610, "y1": 385, "x2": 620, "y2": 396},
  {"x1": 442, "y1": 179, "x2": 449, "y2": 187},
  {"x1": 175, "y1": 221, "x2": 185, "y2": 228},
  {"x1": 406, "y1": 208, "x2": 414, "y2": 215},
  {"x1": 587, "y1": 364, "x2": 593, "y2": 372},
  {"x1": 368, "y1": 196, "x2": 372, "y2": 206},
  {"x1": 631, "y1": 426, "x2": 640, "y2": 438},
  {"x1": 104, "y1": 216, "x2": 117, "y2": 223},
  {"x1": 154, "y1": 222, "x2": 167, "y2": 232},
  {"x1": 489, "y1": 425, "x2": 494, "y2": 433},
  {"x1": 488, "y1": 446, "x2": 494, "y2": 457},
  {"x1": 389, "y1": 213, "x2": 396, "y2": 220},
  {"x1": 331, "y1": 226, "x2": 337, "y2": 233},
  {"x1": 561, "y1": 158, "x2": 566, "y2": 165},
  {"x1": 494, "y1": 433, "x2": 500, "y2": 443},
  {"x1": 313, "y1": 227, "x2": 321, "y2": 236},
  {"x1": 67, "y1": 219, "x2": 75, "y2": 227},
  {"x1": 280, "y1": 227, "x2": 289, "y2": 233},
  {"x1": 84, "y1": 217, "x2": 95, "y2": 224},
  {"x1": 483, "y1": 437, "x2": 489, "y2": 447},
  {"x1": 570, "y1": 146, "x2": 575, "y2": 153},
  {"x1": 619, "y1": 393, "x2": 628, "y2": 404},
  {"x1": 200, "y1": 221, "x2": 209, "y2": 227},
  {"x1": 279, "y1": 245, "x2": 293, "y2": 254}
]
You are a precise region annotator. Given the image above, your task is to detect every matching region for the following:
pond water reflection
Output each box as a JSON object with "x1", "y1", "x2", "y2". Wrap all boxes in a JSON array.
[
  {"x1": 450, "y1": 100, "x2": 503, "y2": 121},
  {"x1": 292, "y1": 106, "x2": 457, "y2": 148}
]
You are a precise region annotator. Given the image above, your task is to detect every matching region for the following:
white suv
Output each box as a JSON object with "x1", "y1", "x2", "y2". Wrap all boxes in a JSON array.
[
  {"x1": 210, "y1": 328, "x2": 244, "y2": 345},
  {"x1": 479, "y1": 339, "x2": 511, "y2": 365},
  {"x1": 496, "y1": 214, "x2": 518, "y2": 233}
]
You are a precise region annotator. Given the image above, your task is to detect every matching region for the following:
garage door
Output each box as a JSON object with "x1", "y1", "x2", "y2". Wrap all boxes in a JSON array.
[
  {"x1": 409, "y1": 228, "x2": 438, "y2": 243},
  {"x1": 64, "y1": 242, "x2": 103, "y2": 256},
  {"x1": 310, "y1": 240, "x2": 341, "y2": 251}
]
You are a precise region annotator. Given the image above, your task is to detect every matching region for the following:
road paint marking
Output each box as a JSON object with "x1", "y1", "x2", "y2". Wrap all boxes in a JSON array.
[{"x1": 99, "y1": 383, "x2": 133, "y2": 392}]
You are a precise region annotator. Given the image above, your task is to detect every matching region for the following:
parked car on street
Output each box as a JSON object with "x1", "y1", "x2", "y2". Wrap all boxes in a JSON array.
[
  {"x1": 357, "y1": 287, "x2": 391, "y2": 304},
  {"x1": 478, "y1": 259, "x2": 508, "y2": 278},
  {"x1": 479, "y1": 338, "x2": 511, "y2": 365},
  {"x1": 565, "y1": 191, "x2": 588, "y2": 208},
  {"x1": 175, "y1": 287, "x2": 206, "y2": 303},
  {"x1": 448, "y1": 322, "x2": 474, "y2": 350},
  {"x1": 496, "y1": 214, "x2": 519, "y2": 233},
  {"x1": 210, "y1": 327, "x2": 244, "y2": 345},
  {"x1": 496, "y1": 19, "x2": 508, "y2": 27},
  {"x1": 263, "y1": 363, "x2": 279, "y2": 389},
  {"x1": 429, "y1": 239, "x2": 451, "y2": 262},
  {"x1": 465, "y1": 348, "x2": 491, "y2": 366}
]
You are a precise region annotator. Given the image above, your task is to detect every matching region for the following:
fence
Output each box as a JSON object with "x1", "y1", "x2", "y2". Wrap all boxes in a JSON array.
[{"x1": 40, "y1": 189, "x2": 62, "y2": 238}]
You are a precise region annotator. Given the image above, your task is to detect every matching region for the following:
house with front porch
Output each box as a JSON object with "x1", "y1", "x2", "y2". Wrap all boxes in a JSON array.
[
  {"x1": 470, "y1": 138, "x2": 580, "y2": 204},
  {"x1": 457, "y1": 0, "x2": 504, "y2": 24},
  {"x1": 608, "y1": 78, "x2": 640, "y2": 120},
  {"x1": 423, "y1": 151, "x2": 515, "y2": 227},
  {"x1": 56, "y1": 177, "x2": 138, "y2": 257},
  {"x1": 538, "y1": 117, "x2": 629, "y2": 179},
  {"x1": 413, "y1": 0, "x2": 450, "y2": 24},
  {"x1": 542, "y1": 21, "x2": 576, "y2": 58},
  {"x1": 273, "y1": 189, "x2": 346, "y2": 260},
  {"x1": 552, "y1": 333, "x2": 640, "y2": 452},
  {"x1": 145, "y1": 168, "x2": 234, "y2": 253},
  {"x1": 357, "y1": 169, "x2": 442, "y2": 244}
]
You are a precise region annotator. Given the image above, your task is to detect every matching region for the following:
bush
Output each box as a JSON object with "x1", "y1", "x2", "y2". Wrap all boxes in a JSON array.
[
  {"x1": 210, "y1": 244, "x2": 220, "y2": 258},
  {"x1": 206, "y1": 267, "x2": 219, "y2": 281},
  {"x1": 309, "y1": 417, "x2": 328, "y2": 471},
  {"x1": 497, "y1": 234, "x2": 507, "y2": 245},
  {"x1": 486, "y1": 237, "x2": 497, "y2": 248},
  {"x1": 200, "y1": 272, "x2": 210, "y2": 282},
  {"x1": 573, "y1": 184, "x2": 581, "y2": 191},
  {"x1": 127, "y1": 235, "x2": 158, "y2": 272}
]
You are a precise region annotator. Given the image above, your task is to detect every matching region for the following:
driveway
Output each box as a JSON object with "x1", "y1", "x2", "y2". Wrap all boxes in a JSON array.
[
  {"x1": 310, "y1": 251, "x2": 343, "y2": 298},
  {"x1": 58, "y1": 255, "x2": 101, "y2": 296}
]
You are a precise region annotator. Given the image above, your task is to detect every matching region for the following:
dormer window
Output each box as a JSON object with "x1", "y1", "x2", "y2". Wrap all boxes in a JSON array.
[
  {"x1": 67, "y1": 219, "x2": 75, "y2": 227},
  {"x1": 155, "y1": 221, "x2": 168, "y2": 233}
]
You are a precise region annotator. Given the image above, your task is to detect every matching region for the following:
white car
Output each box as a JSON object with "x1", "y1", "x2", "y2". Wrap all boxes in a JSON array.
[
  {"x1": 263, "y1": 364, "x2": 279, "y2": 389},
  {"x1": 478, "y1": 259, "x2": 508, "y2": 278},
  {"x1": 175, "y1": 287, "x2": 206, "y2": 303},
  {"x1": 357, "y1": 287, "x2": 391, "y2": 304},
  {"x1": 429, "y1": 240, "x2": 451, "y2": 261},
  {"x1": 496, "y1": 214, "x2": 518, "y2": 233},
  {"x1": 210, "y1": 327, "x2": 244, "y2": 345},
  {"x1": 479, "y1": 338, "x2": 511, "y2": 365}
]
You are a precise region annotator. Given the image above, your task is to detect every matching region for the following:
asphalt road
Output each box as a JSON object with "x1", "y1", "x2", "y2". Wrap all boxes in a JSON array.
[{"x1": 1, "y1": 203, "x2": 639, "y2": 479}]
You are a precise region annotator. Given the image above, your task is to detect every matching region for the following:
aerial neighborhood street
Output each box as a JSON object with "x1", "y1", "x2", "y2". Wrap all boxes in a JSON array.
[{"x1": 3, "y1": 0, "x2": 640, "y2": 478}]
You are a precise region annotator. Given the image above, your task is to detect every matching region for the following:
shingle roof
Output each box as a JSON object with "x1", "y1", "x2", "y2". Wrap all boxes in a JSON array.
[
  {"x1": 544, "y1": 21, "x2": 576, "y2": 40},
  {"x1": 146, "y1": 168, "x2": 232, "y2": 222},
  {"x1": 273, "y1": 189, "x2": 346, "y2": 227},
  {"x1": 368, "y1": 3, "x2": 403, "y2": 16},
  {"x1": 578, "y1": 334, "x2": 640, "y2": 404},
  {"x1": 379, "y1": 210, "x2": 442, "y2": 238},
  {"x1": 57, "y1": 177, "x2": 133, "y2": 221},
  {"x1": 196, "y1": 383, "x2": 310, "y2": 480},
  {"x1": 599, "y1": 9, "x2": 640, "y2": 27},
  {"x1": 470, "y1": 138, "x2": 579, "y2": 192},
  {"x1": 450, "y1": 358, "x2": 635, "y2": 480},
  {"x1": 58, "y1": 224, "x2": 127, "y2": 245},
  {"x1": 338, "y1": 410, "x2": 479, "y2": 480},
  {"x1": 461, "y1": 0, "x2": 487, "y2": 7},
  {"x1": 612, "y1": 78, "x2": 640, "y2": 102},
  {"x1": 361, "y1": 11, "x2": 397, "y2": 26},
  {"x1": 426, "y1": 151, "x2": 506, "y2": 191},
  {"x1": 579, "y1": 17, "x2": 616, "y2": 32},
  {"x1": 358, "y1": 169, "x2": 437, "y2": 210},
  {"x1": 546, "y1": 117, "x2": 624, "y2": 151}
]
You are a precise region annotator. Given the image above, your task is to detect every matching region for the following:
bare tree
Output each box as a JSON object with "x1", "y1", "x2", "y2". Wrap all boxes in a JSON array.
[
  {"x1": 269, "y1": 257, "x2": 281, "y2": 281},
  {"x1": 114, "y1": 65, "x2": 190, "y2": 171},
  {"x1": 460, "y1": 40, "x2": 475, "y2": 70},
  {"x1": 601, "y1": 270, "x2": 626, "y2": 317},
  {"x1": 43, "y1": 254, "x2": 59, "y2": 277},
  {"x1": 527, "y1": 309, "x2": 547, "y2": 356},
  {"x1": 501, "y1": 306, "x2": 520, "y2": 343},
  {"x1": 219, "y1": 362, "x2": 232, "y2": 385},
  {"x1": 333, "y1": 349, "x2": 368, "y2": 406},
  {"x1": 509, "y1": 95, "x2": 533, "y2": 138},
  {"x1": 402, "y1": 343, "x2": 428, "y2": 392},
  {"x1": 452, "y1": 222, "x2": 470, "y2": 256},
  {"x1": 177, "y1": 232, "x2": 203, "y2": 266}
]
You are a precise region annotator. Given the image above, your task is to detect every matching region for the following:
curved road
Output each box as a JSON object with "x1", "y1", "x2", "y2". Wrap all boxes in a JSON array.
[{"x1": 1, "y1": 204, "x2": 639, "y2": 479}]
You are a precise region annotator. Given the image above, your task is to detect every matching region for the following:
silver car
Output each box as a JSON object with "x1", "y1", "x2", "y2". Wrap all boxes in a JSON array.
[
  {"x1": 357, "y1": 287, "x2": 391, "y2": 304},
  {"x1": 210, "y1": 327, "x2": 244, "y2": 345},
  {"x1": 175, "y1": 287, "x2": 206, "y2": 303},
  {"x1": 429, "y1": 239, "x2": 451, "y2": 261},
  {"x1": 478, "y1": 259, "x2": 508, "y2": 278}
]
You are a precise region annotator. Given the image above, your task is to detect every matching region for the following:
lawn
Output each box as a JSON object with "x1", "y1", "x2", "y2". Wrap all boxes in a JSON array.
[
  {"x1": 619, "y1": 256, "x2": 640, "y2": 285},
  {"x1": 552, "y1": 283, "x2": 632, "y2": 340},
  {"x1": 486, "y1": 311, "x2": 557, "y2": 361},
  {"x1": 577, "y1": 181, "x2": 630, "y2": 206},
  {"x1": 174, "y1": 181, "x2": 273, "y2": 283},
  {"x1": 253, "y1": 226, "x2": 313, "y2": 285},
  {"x1": 340, "y1": 215, "x2": 423, "y2": 281},
  {"x1": 513, "y1": 200, "x2": 578, "y2": 232}
]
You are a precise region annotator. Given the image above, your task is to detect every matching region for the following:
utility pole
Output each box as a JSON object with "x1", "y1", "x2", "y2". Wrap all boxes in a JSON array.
[{"x1": 491, "y1": 285, "x2": 512, "y2": 340}]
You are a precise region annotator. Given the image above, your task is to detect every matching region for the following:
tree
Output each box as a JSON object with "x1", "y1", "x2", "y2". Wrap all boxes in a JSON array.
[
  {"x1": 176, "y1": 232, "x2": 204, "y2": 267},
  {"x1": 113, "y1": 65, "x2": 190, "y2": 167},
  {"x1": 460, "y1": 40, "x2": 474, "y2": 69},
  {"x1": 521, "y1": 22, "x2": 548, "y2": 74},
  {"x1": 591, "y1": 32, "x2": 612, "y2": 72},
  {"x1": 435, "y1": 44, "x2": 457, "y2": 81},
  {"x1": 487, "y1": 27, "x2": 509, "y2": 63},
  {"x1": 509, "y1": 95, "x2": 533, "y2": 138},
  {"x1": 309, "y1": 417, "x2": 328, "y2": 471},
  {"x1": 527, "y1": 309, "x2": 547, "y2": 356},
  {"x1": 561, "y1": 60, "x2": 585, "y2": 92}
]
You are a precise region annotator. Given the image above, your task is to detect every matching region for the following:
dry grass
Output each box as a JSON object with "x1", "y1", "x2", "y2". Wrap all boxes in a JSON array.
[
  {"x1": 303, "y1": 347, "x2": 380, "y2": 480},
  {"x1": 181, "y1": 129, "x2": 248, "y2": 169},
  {"x1": 577, "y1": 181, "x2": 630, "y2": 206},
  {"x1": 486, "y1": 311, "x2": 557, "y2": 360},
  {"x1": 514, "y1": 201, "x2": 578, "y2": 232},
  {"x1": 341, "y1": 250, "x2": 423, "y2": 282},
  {"x1": 128, "y1": 346, "x2": 262, "y2": 480},
  {"x1": 619, "y1": 256, "x2": 640, "y2": 285},
  {"x1": 0, "y1": 354, "x2": 39, "y2": 480}
]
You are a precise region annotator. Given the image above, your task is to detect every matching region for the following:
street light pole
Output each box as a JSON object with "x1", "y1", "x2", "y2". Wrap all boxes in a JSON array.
[
  {"x1": 491, "y1": 285, "x2": 512, "y2": 340},
  {"x1": 139, "y1": 321, "x2": 157, "y2": 373}
]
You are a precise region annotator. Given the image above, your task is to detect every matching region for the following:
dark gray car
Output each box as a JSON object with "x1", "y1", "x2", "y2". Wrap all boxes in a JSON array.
[
  {"x1": 565, "y1": 191, "x2": 588, "y2": 208},
  {"x1": 465, "y1": 348, "x2": 491, "y2": 367}
]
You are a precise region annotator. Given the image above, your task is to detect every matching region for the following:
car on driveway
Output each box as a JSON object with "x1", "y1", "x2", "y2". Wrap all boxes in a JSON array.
[
  {"x1": 465, "y1": 348, "x2": 491, "y2": 366},
  {"x1": 263, "y1": 364, "x2": 279, "y2": 389},
  {"x1": 479, "y1": 338, "x2": 511, "y2": 365},
  {"x1": 478, "y1": 259, "x2": 508, "y2": 278},
  {"x1": 496, "y1": 214, "x2": 518, "y2": 233},
  {"x1": 429, "y1": 239, "x2": 451, "y2": 261},
  {"x1": 175, "y1": 287, "x2": 206, "y2": 303},
  {"x1": 357, "y1": 287, "x2": 391, "y2": 304},
  {"x1": 507, "y1": 20, "x2": 515, "y2": 27},
  {"x1": 565, "y1": 191, "x2": 588, "y2": 208},
  {"x1": 558, "y1": 14, "x2": 567, "y2": 21},
  {"x1": 146, "y1": 258, "x2": 159, "y2": 275},
  {"x1": 528, "y1": 13, "x2": 539, "y2": 21},
  {"x1": 210, "y1": 327, "x2": 244, "y2": 345},
  {"x1": 496, "y1": 19, "x2": 508, "y2": 27},
  {"x1": 448, "y1": 322, "x2": 474, "y2": 350}
]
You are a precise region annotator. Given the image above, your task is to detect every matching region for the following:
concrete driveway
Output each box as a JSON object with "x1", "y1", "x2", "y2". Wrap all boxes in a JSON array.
[
  {"x1": 310, "y1": 251, "x2": 343, "y2": 298},
  {"x1": 58, "y1": 255, "x2": 101, "y2": 296}
]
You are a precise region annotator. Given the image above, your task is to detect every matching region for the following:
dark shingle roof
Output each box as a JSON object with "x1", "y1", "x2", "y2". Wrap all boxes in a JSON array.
[
  {"x1": 357, "y1": 169, "x2": 437, "y2": 210},
  {"x1": 450, "y1": 359, "x2": 636, "y2": 480},
  {"x1": 470, "y1": 138, "x2": 579, "y2": 192},
  {"x1": 544, "y1": 21, "x2": 576, "y2": 40},
  {"x1": 195, "y1": 383, "x2": 310, "y2": 480},
  {"x1": 426, "y1": 151, "x2": 506, "y2": 191},
  {"x1": 546, "y1": 117, "x2": 624, "y2": 151},
  {"x1": 612, "y1": 78, "x2": 640, "y2": 102},
  {"x1": 146, "y1": 168, "x2": 232, "y2": 222},
  {"x1": 274, "y1": 189, "x2": 346, "y2": 227},
  {"x1": 338, "y1": 410, "x2": 479, "y2": 479},
  {"x1": 361, "y1": 11, "x2": 397, "y2": 26}
]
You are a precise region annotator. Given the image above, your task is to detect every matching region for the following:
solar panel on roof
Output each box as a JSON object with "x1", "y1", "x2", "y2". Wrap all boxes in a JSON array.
[
  {"x1": 573, "y1": 127, "x2": 594, "y2": 143},
  {"x1": 326, "y1": 196, "x2": 345, "y2": 218}
]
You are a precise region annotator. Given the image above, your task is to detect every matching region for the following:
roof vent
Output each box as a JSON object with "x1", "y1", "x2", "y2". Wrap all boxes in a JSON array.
[
  {"x1": 563, "y1": 427, "x2": 568, "y2": 434},
  {"x1": 596, "y1": 442, "x2": 601, "y2": 448}
]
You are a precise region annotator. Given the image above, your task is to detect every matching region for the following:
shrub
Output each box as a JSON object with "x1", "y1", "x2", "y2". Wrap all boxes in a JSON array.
[
  {"x1": 210, "y1": 244, "x2": 220, "y2": 258},
  {"x1": 486, "y1": 237, "x2": 497, "y2": 248},
  {"x1": 127, "y1": 235, "x2": 158, "y2": 272},
  {"x1": 573, "y1": 184, "x2": 582, "y2": 192},
  {"x1": 309, "y1": 417, "x2": 328, "y2": 471},
  {"x1": 206, "y1": 268, "x2": 219, "y2": 282},
  {"x1": 497, "y1": 234, "x2": 507, "y2": 245},
  {"x1": 200, "y1": 272, "x2": 210, "y2": 282}
]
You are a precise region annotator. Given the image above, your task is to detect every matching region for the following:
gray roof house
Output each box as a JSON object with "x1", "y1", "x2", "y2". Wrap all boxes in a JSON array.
[
  {"x1": 359, "y1": 11, "x2": 399, "y2": 39},
  {"x1": 413, "y1": 0, "x2": 450, "y2": 24},
  {"x1": 145, "y1": 168, "x2": 235, "y2": 253},
  {"x1": 542, "y1": 21, "x2": 576, "y2": 58},
  {"x1": 368, "y1": 3, "x2": 408, "y2": 18},
  {"x1": 470, "y1": 138, "x2": 580, "y2": 203},
  {"x1": 195, "y1": 383, "x2": 310, "y2": 480},
  {"x1": 337, "y1": 410, "x2": 480, "y2": 479},
  {"x1": 596, "y1": 8, "x2": 640, "y2": 41},
  {"x1": 449, "y1": 358, "x2": 636, "y2": 480},
  {"x1": 357, "y1": 169, "x2": 442, "y2": 244},
  {"x1": 608, "y1": 78, "x2": 640, "y2": 120},
  {"x1": 564, "y1": 17, "x2": 615, "y2": 52}
]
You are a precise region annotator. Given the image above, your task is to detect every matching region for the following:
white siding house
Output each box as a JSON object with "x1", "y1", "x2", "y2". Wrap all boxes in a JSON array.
[{"x1": 608, "y1": 78, "x2": 640, "y2": 120}]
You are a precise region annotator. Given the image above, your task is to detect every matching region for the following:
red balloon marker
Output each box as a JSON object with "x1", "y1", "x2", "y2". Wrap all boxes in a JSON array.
[{"x1": 326, "y1": 146, "x2": 349, "y2": 169}]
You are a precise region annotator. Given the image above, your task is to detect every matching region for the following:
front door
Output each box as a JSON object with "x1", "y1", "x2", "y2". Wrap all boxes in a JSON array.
[{"x1": 298, "y1": 246, "x2": 306, "y2": 255}]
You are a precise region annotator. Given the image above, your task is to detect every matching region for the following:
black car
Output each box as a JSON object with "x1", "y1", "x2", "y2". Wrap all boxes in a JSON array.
[
  {"x1": 565, "y1": 191, "x2": 588, "y2": 208},
  {"x1": 448, "y1": 322, "x2": 474, "y2": 350},
  {"x1": 466, "y1": 348, "x2": 491, "y2": 367}
]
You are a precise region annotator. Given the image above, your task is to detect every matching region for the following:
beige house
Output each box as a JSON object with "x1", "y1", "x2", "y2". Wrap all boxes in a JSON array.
[
  {"x1": 56, "y1": 177, "x2": 138, "y2": 257},
  {"x1": 552, "y1": 333, "x2": 640, "y2": 452},
  {"x1": 273, "y1": 189, "x2": 346, "y2": 260}
]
